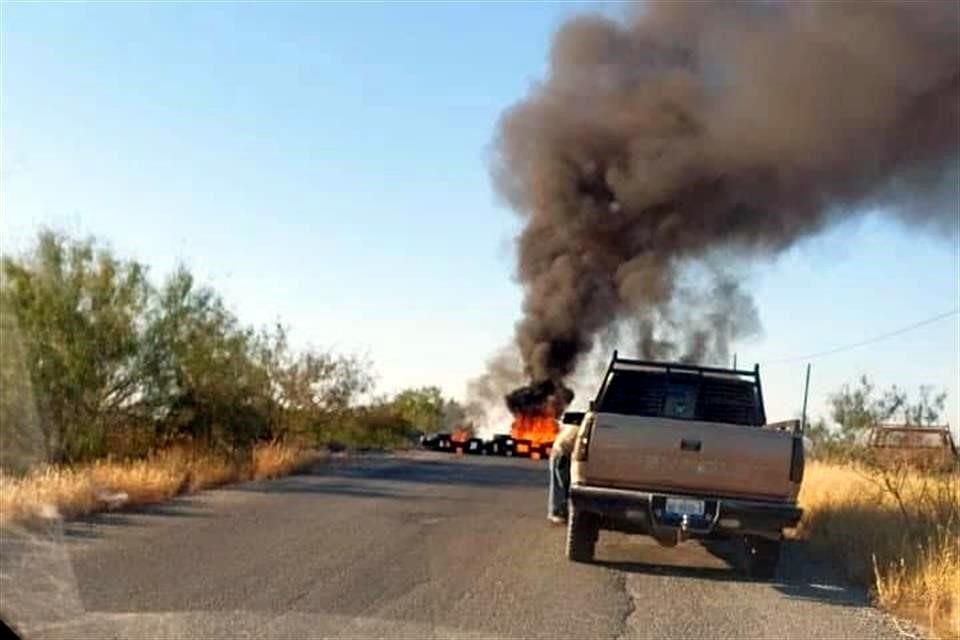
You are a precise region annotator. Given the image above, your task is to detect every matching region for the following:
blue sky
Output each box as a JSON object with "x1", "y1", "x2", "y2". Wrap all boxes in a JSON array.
[{"x1": 2, "y1": 2, "x2": 958, "y2": 432}]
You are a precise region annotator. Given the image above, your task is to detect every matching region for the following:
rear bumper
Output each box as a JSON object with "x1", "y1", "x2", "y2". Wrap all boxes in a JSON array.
[{"x1": 570, "y1": 484, "x2": 802, "y2": 536}]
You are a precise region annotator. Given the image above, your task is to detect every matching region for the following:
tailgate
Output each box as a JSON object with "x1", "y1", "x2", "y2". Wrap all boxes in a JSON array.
[{"x1": 583, "y1": 413, "x2": 796, "y2": 500}]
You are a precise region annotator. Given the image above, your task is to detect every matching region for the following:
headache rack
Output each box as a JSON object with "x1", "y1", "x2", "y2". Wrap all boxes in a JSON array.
[{"x1": 591, "y1": 350, "x2": 768, "y2": 427}]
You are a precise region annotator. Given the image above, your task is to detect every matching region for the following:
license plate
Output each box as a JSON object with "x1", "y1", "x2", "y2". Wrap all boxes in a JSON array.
[{"x1": 665, "y1": 498, "x2": 705, "y2": 516}]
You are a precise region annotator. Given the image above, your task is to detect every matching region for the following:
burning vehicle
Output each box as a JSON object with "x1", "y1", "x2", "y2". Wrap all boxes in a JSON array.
[
  {"x1": 502, "y1": 380, "x2": 572, "y2": 459},
  {"x1": 450, "y1": 428, "x2": 486, "y2": 455},
  {"x1": 421, "y1": 427, "x2": 486, "y2": 456},
  {"x1": 420, "y1": 393, "x2": 584, "y2": 460},
  {"x1": 421, "y1": 431, "x2": 549, "y2": 459}
]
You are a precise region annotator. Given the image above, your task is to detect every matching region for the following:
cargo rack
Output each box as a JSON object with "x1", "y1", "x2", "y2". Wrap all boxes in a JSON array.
[{"x1": 592, "y1": 350, "x2": 768, "y2": 426}]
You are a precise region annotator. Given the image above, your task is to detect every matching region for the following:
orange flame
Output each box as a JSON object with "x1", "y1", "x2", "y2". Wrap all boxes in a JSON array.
[
  {"x1": 510, "y1": 411, "x2": 558, "y2": 447},
  {"x1": 450, "y1": 427, "x2": 471, "y2": 443}
]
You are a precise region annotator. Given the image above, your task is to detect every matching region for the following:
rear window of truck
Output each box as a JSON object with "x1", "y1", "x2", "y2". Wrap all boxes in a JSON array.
[{"x1": 596, "y1": 370, "x2": 762, "y2": 426}]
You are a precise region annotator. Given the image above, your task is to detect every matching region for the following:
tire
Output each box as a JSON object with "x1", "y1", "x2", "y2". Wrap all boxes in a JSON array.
[
  {"x1": 566, "y1": 506, "x2": 599, "y2": 563},
  {"x1": 741, "y1": 536, "x2": 781, "y2": 579}
]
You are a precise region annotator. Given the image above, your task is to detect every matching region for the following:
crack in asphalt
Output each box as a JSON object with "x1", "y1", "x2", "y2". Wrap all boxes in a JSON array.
[{"x1": 613, "y1": 571, "x2": 637, "y2": 640}]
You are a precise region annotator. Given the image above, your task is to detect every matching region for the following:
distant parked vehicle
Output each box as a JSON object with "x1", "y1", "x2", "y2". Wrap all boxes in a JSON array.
[
  {"x1": 420, "y1": 431, "x2": 555, "y2": 459},
  {"x1": 463, "y1": 438, "x2": 485, "y2": 455},
  {"x1": 513, "y1": 439, "x2": 535, "y2": 458},
  {"x1": 420, "y1": 433, "x2": 453, "y2": 452},
  {"x1": 486, "y1": 435, "x2": 516, "y2": 456},
  {"x1": 866, "y1": 425, "x2": 958, "y2": 471}
]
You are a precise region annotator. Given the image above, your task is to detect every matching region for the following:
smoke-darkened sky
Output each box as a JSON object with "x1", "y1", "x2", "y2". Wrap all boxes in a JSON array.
[
  {"x1": 3, "y1": 1, "x2": 957, "y2": 432},
  {"x1": 494, "y1": 0, "x2": 959, "y2": 384}
]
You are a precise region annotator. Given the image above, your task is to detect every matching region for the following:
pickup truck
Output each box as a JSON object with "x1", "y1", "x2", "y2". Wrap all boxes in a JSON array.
[
  {"x1": 567, "y1": 352, "x2": 804, "y2": 578},
  {"x1": 866, "y1": 424, "x2": 958, "y2": 472}
]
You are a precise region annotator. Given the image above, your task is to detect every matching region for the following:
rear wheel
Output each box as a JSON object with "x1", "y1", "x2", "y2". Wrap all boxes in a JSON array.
[
  {"x1": 741, "y1": 535, "x2": 781, "y2": 579},
  {"x1": 566, "y1": 506, "x2": 599, "y2": 563}
]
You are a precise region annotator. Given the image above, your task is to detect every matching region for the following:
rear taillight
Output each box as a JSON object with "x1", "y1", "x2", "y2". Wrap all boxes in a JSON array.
[
  {"x1": 573, "y1": 414, "x2": 596, "y2": 462},
  {"x1": 789, "y1": 436, "x2": 805, "y2": 483}
]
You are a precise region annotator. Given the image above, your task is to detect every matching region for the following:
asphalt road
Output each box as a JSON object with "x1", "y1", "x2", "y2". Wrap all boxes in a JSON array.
[{"x1": 1, "y1": 452, "x2": 915, "y2": 639}]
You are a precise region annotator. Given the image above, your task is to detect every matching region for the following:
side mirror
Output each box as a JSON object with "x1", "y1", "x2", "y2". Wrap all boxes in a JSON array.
[{"x1": 588, "y1": 400, "x2": 595, "y2": 411}]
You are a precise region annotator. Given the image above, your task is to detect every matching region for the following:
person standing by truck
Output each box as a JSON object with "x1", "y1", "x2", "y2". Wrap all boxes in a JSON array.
[{"x1": 548, "y1": 418, "x2": 581, "y2": 524}]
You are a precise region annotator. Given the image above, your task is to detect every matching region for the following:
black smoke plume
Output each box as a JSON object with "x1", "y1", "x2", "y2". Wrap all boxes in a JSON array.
[
  {"x1": 505, "y1": 380, "x2": 574, "y2": 418},
  {"x1": 493, "y1": 0, "x2": 960, "y2": 383}
]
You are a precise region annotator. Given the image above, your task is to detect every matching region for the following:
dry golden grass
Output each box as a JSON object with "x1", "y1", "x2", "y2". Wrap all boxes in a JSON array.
[
  {"x1": 798, "y1": 461, "x2": 960, "y2": 639},
  {"x1": 0, "y1": 442, "x2": 321, "y2": 527},
  {"x1": 252, "y1": 440, "x2": 319, "y2": 480}
]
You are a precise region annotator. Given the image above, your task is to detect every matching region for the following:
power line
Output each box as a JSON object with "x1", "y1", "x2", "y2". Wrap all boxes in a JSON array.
[{"x1": 763, "y1": 308, "x2": 959, "y2": 365}]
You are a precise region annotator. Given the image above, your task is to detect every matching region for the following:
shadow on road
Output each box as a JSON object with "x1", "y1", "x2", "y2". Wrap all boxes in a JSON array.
[
  {"x1": 60, "y1": 498, "x2": 213, "y2": 542},
  {"x1": 38, "y1": 455, "x2": 542, "y2": 543},
  {"x1": 235, "y1": 455, "x2": 549, "y2": 498},
  {"x1": 772, "y1": 539, "x2": 873, "y2": 607},
  {"x1": 594, "y1": 538, "x2": 870, "y2": 609}
]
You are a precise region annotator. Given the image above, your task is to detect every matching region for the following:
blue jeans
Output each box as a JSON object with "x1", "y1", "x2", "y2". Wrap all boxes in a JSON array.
[{"x1": 548, "y1": 453, "x2": 571, "y2": 518}]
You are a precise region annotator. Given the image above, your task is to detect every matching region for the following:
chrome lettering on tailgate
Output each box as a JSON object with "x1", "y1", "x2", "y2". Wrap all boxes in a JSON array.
[{"x1": 636, "y1": 453, "x2": 777, "y2": 477}]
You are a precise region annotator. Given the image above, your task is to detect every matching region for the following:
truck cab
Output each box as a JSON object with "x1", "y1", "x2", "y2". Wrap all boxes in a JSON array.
[{"x1": 567, "y1": 352, "x2": 804, "y2": 578}]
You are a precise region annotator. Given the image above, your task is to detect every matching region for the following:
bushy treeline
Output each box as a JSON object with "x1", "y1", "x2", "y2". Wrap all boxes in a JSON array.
[{"x1": 1, "y1": 231, "x2": 457, "y2": 470}]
